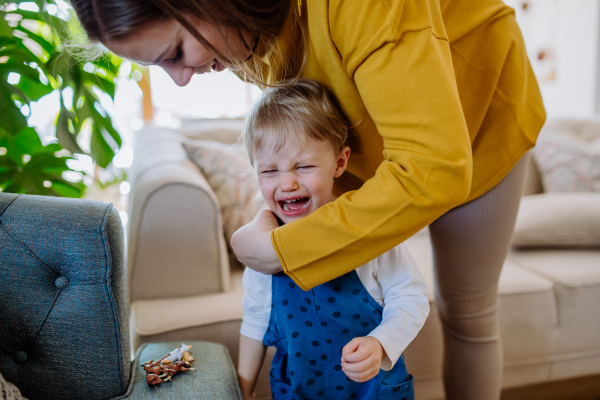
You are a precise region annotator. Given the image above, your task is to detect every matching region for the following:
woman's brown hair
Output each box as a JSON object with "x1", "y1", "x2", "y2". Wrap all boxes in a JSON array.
[{"x1": 69, "y1": 0, "x2": 304, "y2": 84}]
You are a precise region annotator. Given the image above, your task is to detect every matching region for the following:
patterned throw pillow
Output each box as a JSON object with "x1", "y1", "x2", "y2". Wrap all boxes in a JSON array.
[
  {"x1": 182, "y1": 140, "x2": 267, "y2": 250},
  {"x1": 533, "y1": 127, "x2": 600, "y2": 192}
]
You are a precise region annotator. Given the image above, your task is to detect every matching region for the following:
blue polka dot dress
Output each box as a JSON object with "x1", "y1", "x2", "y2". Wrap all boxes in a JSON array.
[{"x1": 263, "y1": 271, "x2": 414, "y2": 399}]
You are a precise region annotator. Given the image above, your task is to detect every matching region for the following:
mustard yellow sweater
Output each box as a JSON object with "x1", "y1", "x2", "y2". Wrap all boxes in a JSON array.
[{"x1": 263, "y1": 0, "x2": 546, "y2": 290}]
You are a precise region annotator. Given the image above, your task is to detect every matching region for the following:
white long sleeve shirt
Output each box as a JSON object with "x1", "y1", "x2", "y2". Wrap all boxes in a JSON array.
[{"x1": 241, "y1": 242, "x2": 430, "y2": 370}]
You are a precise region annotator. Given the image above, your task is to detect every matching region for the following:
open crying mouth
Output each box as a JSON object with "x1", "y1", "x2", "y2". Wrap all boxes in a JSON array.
[{"x1": 279, "y1": 198, "x2": 309, "y2": 212}]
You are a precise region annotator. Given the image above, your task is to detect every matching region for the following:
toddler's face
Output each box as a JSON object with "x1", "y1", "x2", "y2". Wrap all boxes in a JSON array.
[{"x1": 254, "y1": 134, "x2": 349, "y2": 224}]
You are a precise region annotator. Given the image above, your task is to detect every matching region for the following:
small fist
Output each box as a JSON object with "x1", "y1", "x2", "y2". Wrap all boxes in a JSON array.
[{"x1": 341, "y1": 337, "x2": 385, "y2": 382}]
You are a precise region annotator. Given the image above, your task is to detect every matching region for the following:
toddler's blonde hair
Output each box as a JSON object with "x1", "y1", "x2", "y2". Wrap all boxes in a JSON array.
[{"x1": 243, "y1": 78, "x2": 349, "y2": 166}]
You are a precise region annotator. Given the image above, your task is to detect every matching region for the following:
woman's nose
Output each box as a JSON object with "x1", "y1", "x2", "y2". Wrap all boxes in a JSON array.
[{"x1": 161, "y1": 64, "x2": 194, "y2": 87}]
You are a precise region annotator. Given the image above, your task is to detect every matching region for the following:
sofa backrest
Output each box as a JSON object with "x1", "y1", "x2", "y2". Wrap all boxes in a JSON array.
[
  {"x1": 0, "y1": 194, "x2": 130, "y2": 400},
  {"x1": 178, "y1": 118, "x2": 244, "y2": 145}
]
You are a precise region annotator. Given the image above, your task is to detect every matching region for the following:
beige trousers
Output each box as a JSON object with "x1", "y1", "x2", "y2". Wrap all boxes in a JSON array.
[{"x1": 429, "y1": 153, "x2": 530, "y2": 400}]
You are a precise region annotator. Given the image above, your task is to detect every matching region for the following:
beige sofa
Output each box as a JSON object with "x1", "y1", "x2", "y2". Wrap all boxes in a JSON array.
[{"x1": 127, "y1": 120, "x2": 600, "y2": 399}]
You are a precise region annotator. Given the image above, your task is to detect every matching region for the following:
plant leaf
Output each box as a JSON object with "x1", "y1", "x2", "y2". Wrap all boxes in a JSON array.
[
  {"x1": 12, "y1": 10, "x2": 66, "y2": 34},
  {"x1": 13, "y1": 127, "x2": 44, "y2": 155},
  {"x1": 0, "y1": 47, "x2": 37, "y2": 64},
  {"x1": 90, "y1": 124, "x2": 115, "y2": 168},
  {"x1": 0, "y1": 83, "x2": 28, "y2": 135},
  {"x1": 83, "y1": 71, "x2": 116, "y2": 98},
  {"x1": 13, "y1": 25, "x2": 55, "y2": 54},
  {"x1": 0, "y1": 61, "x2": 40, "y2": 80},
  {"x1": 0, "y1": 14, "x2": 13, "y2": 38},
  {"x1": 56, "y1": 106, "x2": 83, "y2": 154},
  {"x1": 49, "y1": 180, "x2": 83, "y2": 198},
  {"x1": 15, "y1": 75, "x2": 53, "y2": 101},
  {"x1": 0, "y1": 37, "x2": 15, "y2": 47},
  {"x1": 4, "y1": 80, "x2": 31, "y2": 104}
]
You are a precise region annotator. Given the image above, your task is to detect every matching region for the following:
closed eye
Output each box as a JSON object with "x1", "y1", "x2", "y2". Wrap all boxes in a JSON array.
[
  {"x1": 170, "y1": 45, "x2": 183, "y2": 64},
  {"x1": 260, "y1": 169, "x2": 277, "y2": 175},
  {"x1": 298, "y1": 165, "x2": 314, "y2": 170}
]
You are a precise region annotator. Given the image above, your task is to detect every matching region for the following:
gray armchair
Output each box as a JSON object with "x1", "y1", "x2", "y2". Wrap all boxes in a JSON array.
[{"x1": 0, "y1": 193, "x2": 241, "y2": 400}]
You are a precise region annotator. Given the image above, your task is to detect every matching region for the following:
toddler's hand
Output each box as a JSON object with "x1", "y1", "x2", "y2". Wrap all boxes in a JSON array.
[{"x1": 341, "y1": 336, "x2": 386, "y2": 382}]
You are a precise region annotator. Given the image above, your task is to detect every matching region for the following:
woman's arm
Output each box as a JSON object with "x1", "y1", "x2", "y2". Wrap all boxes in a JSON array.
[
  {"x1": 238, "y1": 335, "x2": 267, "y2": 400},
  {"x1": 233, "y1": 0, "x2": 472, "y2": 284},
  {"x1": 270, "y1": 0, "x2": 472, "y2": 290}
]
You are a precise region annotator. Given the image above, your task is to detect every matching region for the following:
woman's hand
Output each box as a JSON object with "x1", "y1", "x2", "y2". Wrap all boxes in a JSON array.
[
  {"x1": 231, "y1": 209, "x2": 283, "y2": 274},
  {"x1": 341, "y1": 337, "x2": 386, "y2": 382}
]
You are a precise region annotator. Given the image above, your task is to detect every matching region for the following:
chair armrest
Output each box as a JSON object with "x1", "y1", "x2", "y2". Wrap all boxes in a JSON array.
[
  {"x1": 0, "y1": 193, "x2": 130, "y2": 399},
  {"x1": 127, "y1": 126, "x2": 230, "y2": 302}
]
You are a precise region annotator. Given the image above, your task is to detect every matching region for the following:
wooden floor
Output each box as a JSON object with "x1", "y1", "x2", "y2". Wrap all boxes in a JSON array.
[
  {"x1": 501, "y1": 374, "x2": 600, "y2": 400},
  {"x1": 257, "y1": 374, "x2": 600, "y2": 400}
]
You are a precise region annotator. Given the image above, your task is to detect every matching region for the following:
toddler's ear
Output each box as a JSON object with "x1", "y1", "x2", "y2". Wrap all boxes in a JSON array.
[{"x1": 334, "y1": 146, "x2": 351, "y2": 178}]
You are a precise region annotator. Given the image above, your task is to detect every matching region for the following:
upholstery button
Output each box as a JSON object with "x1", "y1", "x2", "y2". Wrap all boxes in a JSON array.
[
  {"x1": 55, "y1": 276, "x2": 69, "y2": 289},
  {"x1": 14, "y1": 351, "x2": 27, "y2": 364}
]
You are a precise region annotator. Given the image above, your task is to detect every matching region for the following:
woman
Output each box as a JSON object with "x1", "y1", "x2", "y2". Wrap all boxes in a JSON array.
[{"x1": 70, "y1": 0, "x2": 545, "y2": 398}]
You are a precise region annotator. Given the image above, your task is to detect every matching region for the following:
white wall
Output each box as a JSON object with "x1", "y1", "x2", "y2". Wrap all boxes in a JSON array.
[{"x1": 505, "y1": 0, "x2": 600, "y2": 119}]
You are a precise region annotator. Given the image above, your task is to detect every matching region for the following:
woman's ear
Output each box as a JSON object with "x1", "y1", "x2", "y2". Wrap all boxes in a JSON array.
[{"x1": 333, "y1": 146, "x2": 351, "y2": 178}]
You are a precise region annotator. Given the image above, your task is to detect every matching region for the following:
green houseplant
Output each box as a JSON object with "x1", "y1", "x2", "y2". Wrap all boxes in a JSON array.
[{"x1": 0, "y1": 0, "x2": 124, "y2": 197}]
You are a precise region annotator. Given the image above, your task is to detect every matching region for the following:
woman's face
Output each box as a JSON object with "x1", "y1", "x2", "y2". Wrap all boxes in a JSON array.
[{"x1": 107, "y1": 17, "x2": 251, "y2": 87}]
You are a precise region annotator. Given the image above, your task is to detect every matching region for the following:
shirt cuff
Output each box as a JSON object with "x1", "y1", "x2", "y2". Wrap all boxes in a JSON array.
[
  {"x1": 240, "y1": 320, "x2": 268, "y2": 342},
  {"x1": 368, "y1": 331, "x2": 399, "y2": 371}
]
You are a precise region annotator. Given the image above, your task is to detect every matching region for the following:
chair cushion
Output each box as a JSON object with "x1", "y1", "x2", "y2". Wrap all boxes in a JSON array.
[
  {"x1": 119, "y1": 341, "x2": 241, "y2": 399},
  {"x1": 0, "y1": 194, "x2": 130, "y2": 400}
]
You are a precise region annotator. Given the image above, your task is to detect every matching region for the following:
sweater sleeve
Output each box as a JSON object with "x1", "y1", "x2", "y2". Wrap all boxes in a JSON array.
[
  {"x1": 366, "y1": 243, "x2": 430, "y2": 371},
  {"x1": 240, "y1": 268, "x2": 272, "y2": 341},
  {"x1": 272, "y1": 0, "x2": 472, "y2": 290}
]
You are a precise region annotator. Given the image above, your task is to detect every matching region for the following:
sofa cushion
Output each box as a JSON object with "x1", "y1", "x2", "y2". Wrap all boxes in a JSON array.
[
  {"x1": 509, "y1": 248, "x2": 600, "y2": 358},
  {"x1": 0, "y1": 194, "x2": 129, "y2": 400},
  {"x1": 131, "y1": 269, "x2": 244, "y2": 337},
  {"x1": 403, "y1": 231, "x2": 558, "y2": 376},
  {"x1": 513, "y1": 193, "x2": 600, "y2": 247}
]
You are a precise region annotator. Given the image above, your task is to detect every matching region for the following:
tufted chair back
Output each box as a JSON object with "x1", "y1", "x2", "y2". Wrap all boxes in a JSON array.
[{"x1": 0, "y1": 193, "x2": 130, "y2": 399}]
